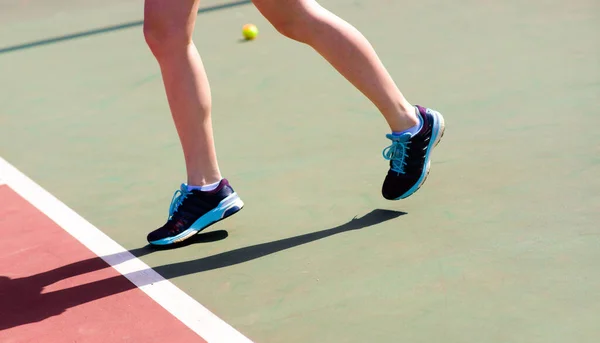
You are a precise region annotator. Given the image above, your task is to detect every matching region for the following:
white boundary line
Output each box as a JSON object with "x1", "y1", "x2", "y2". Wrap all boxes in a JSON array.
[{"x1": 0, "y1": 156, "x2": 253, "y2": 343}]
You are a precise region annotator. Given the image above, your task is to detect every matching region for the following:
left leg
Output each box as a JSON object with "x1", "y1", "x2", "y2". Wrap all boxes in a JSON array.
[
  {"x1": 253, "y1": 0, "x2": 417, "y2": 133},
  {"x1": 253, "y1": 0, "x2": 445, "y2": 200}
]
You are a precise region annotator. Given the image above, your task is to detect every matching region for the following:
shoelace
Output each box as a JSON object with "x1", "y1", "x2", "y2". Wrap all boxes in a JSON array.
[
  {"x1": 382, "y1": 139, "x2": 410, "y2": 174},
  {"x1": 168, "y1": 185, "x2": 191, "y2": 219}
]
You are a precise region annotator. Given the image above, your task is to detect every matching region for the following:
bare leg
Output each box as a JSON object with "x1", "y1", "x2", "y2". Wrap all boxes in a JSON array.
[
  {"x1": 144, "y1": 0, "x2": 221, "y2": 186},
  {"x1": 253, "y1": 0, "x2": 419, "y2": 132}
]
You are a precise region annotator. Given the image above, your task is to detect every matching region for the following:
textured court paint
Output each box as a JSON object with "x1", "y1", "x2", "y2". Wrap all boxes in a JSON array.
[
  {"x1": 0, "y1": 158, "x2": 254, "y2": 343},
  {"x1": 1, "y1": 0, "x2": 599, "y2": 342},
  {"x1": 0, "y1": 185, "x2": 207, "y2": 343}
]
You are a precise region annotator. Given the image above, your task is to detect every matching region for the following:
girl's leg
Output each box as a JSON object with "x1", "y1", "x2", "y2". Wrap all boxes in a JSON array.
[
  {"x1": 144, "y1": 0, "x2": 244, "y2": 246},
  {"x1": 144, "y1": 0, "x2": 220, "y2": 186},
  {"x1": 253, "y1": 0, "x2": 446, "y2": 200},
  {"x1": 252, "y1": 0, "x2": 419, "y2": 132}
]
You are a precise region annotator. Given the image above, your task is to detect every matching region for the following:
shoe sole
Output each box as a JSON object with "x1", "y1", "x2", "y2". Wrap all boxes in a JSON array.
[
  {"x1": 149, "y1": 192, "x2": 244, "y2": 246},
  {"x1": 394, "y1": 110, "x2": 446, "y2": 200}
]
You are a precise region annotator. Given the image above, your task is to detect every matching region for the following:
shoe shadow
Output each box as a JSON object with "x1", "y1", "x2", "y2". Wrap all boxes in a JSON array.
[
  {"x1": 0, "y1": 209, "x2": 404, "y2": 330},
  {"x1": 152, "y1": 209, "x2": 405, "y2": 276},
  {"x1": 138, "y1": 229, "x2": 230, "y2": 252}
]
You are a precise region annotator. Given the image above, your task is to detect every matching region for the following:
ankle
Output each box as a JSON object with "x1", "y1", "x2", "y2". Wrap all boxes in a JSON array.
[
  {"x1": 389, "y1": 105, "x2": 419, "y2": 132},
  {"x1": 187, "y1": 174, "x2": 222, "y2": 187},
  {"x1": 187, "y1": 179, "x2": 222, "y2": 192}
]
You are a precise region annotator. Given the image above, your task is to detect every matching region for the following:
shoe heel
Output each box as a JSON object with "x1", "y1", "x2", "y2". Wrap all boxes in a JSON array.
[
  {"x1": 221, "y1": 196, "x2": 244, "y2": 219},
  {"x1": 433, "y1": 112, "x2": 446, "y2": 148},
  {"x1": 223, "y1": 205, "x2": 242, "y2": 218}
]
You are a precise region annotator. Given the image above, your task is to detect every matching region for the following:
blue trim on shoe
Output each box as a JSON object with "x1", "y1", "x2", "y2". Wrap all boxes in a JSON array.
[
  {"x1": 149, "y1": 192, "x2": 244, "y2": 246},
  {"x1": 394, "y1": 109, "x2": 445, "y2": 200}
]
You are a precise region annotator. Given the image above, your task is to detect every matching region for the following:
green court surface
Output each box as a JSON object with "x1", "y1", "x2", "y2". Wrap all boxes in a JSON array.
[{"x1": 1, "y1": 0, "x2": 599, "y2": 342}]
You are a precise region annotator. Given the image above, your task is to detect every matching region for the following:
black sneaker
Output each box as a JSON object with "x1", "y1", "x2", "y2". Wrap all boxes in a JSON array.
[
  {"x1": 381, "y1": 105, "x2": 445, "y2": 200},
  {"x1": 147, "y1": 179, "x2": 244, "y2": 245}
]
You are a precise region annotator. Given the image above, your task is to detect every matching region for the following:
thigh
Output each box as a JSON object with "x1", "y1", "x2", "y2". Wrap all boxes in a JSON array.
[
  {"x1": 144, "y1": 0, "x2": 201, "y2": 36},
  {"x1": 252, "y1": 0, "x2": 316, "y2": 19}
]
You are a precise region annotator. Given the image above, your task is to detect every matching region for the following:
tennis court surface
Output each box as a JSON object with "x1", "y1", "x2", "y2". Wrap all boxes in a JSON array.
[{"x1": 1, "y1": 1, "x2": 599, "y2": 342}]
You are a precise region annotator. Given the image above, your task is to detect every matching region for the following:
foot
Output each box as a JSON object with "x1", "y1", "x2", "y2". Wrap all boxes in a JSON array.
[
  {"x1": 381, "y1": 105, "x2": 445, "y2": 200},
  {"x1": 147, "y1": 179, "x2": 244, "y2": 245}
]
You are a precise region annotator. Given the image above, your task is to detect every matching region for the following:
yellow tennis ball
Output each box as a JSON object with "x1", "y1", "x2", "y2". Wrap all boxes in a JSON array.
[{"x1": 242, "y1": 24, "x2": 258, "y2": 40}]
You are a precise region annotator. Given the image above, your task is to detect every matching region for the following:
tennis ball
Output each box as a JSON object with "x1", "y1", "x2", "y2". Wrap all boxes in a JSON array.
[{"x1": 242, "y1": 24, "x2": 258, "y2": 40}]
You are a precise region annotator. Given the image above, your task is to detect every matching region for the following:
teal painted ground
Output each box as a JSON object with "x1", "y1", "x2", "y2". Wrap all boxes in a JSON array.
[{"x1": 1, "y1": 1, "x2": 598, "y2": 342}]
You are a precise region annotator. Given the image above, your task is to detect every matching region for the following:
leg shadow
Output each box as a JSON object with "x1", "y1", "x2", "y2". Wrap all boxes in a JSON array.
[
  {"x1": 153, "y1": 209, "x2": 406, "y2": 277},
  {"x1": 0, "y1": 209, "x2": 404, "y2": 330}
]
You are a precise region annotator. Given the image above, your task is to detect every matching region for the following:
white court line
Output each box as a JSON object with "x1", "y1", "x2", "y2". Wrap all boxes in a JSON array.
[{"x1": 0, "y1": 156, "x2": 253, "y2": 343}]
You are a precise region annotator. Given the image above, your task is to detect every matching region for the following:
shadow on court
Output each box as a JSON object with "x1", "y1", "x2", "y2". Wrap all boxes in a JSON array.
[
  {"x1": 0, "y1": 209, "x2": 404, "y2": 330},
  {"x1": 0, "y1": 0, "x2": 252, "y2": 54}
]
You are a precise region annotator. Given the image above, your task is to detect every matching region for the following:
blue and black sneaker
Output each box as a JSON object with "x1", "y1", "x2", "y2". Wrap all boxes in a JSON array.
[
  {"x1": 381, "y1": 105, "x2": 445, "y2": 200},
  {"x1": 147, "y1": 179, "x2": 244, "y2": 246}
]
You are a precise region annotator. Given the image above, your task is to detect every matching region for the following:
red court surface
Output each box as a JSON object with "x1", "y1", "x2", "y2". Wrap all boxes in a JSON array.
[{"x1": 0, "y1": 184, "x2": 207, "y2": 343}]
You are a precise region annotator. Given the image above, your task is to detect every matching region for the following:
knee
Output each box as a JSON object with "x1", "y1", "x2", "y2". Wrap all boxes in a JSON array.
[
  {"x1": 253, "y1": 0, "x2": 320, "y2": 43},
  {"x1": 143, "y1": 7, "x2": 191, "y2": 58}
]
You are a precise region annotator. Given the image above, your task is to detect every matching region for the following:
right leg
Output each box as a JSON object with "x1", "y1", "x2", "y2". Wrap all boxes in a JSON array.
[
  {"x1": 144, "y1": 0, "x2": 220, "y2": 186},
  {"x1": 144, "y1": 0, "x2": 243, "y2": 246}
]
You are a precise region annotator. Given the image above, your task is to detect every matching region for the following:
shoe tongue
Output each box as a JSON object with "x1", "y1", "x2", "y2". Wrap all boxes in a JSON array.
[{"x1": 387, "y1": 132, "x2": 412, "y2": 142}]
